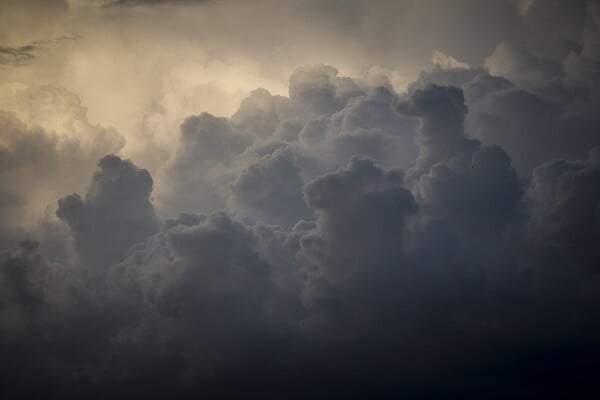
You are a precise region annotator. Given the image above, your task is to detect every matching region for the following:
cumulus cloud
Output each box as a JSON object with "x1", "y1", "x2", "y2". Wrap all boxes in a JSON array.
[
  {"x1": 0, "y1": 62, "x2": 598, "y2": 398},
  {"x1": 0, "y1": 240, "x2": 45, "y2": 317},
  {"x1": 0, "y1": 87, "x2": 124, "y2": 238},
  {"x1": 230, "y1": 145, "x2": 312, "y2": 227},
  {"x1": 300, "y1": 158, "x2": 416, "y2": 326},
  {"x1": 57, "y1": 155, "x2": 159, "y2": 271},
  {"x1": 397, "y1": 84, "x2": 523, "y2": 235},
  {"x1": 397, "y1": 85, "x2": 477, "y2": 177},
  {"x1": 0, "y1": 0, "x2": 600, "y2": 398},
  {"x1": 157, "y1": 64, "x2": 418, "y2": 221},
  {"x1": 159, "y1": 112, "x2": 251, "y2": 215},
  {"x1": 528, "y1": 147, "x2": 600, "y2": 271}
]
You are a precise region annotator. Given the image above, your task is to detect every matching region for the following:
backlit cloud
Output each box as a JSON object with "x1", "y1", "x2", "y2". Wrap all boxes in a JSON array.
[{"x1": 0, "y1": 0, "x2": 599, "y2": 398}]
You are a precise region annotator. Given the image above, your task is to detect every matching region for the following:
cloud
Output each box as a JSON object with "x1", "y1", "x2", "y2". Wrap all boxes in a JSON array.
[
  {"x1": 157, "y1": 65, "x2": 418, "y2": 222},
  {"x1": 300, "y1": 158, "x2": 416, "y2": 323},
  {"x1": 514, "y1": 0, "x2": 536, "y2": 16},
  {"x1": 397, "y1": 84, "x2": 477, "y2": 177},
  {"x1": 0, "y1": 56, "x2": 598, "y2": 397},
  {"x1": 0, "y1": 45, "x2": 36, "y2": 66},
  {"x1": 0, "y1": 0, "x2": 599, "y2": 396},
  {"x1": 397, "y1": 84, "x2": 524, "y2": 234},
  {"x1": 432, "y1": 49, "x2": 469, "y2": 70},
  {"x1": 0, "y1": 95, "x2": 124, "y2": 235},
  {"x1": 159, "y1": 112, "x2": 251, "y2": 215},
  {"x1": 105, "y1": 0, "x2": 213, "y2": 5},
  {"x1": 230, "y1": 145, "x2": 312, "y2": 227},
  {"x1": 408, "y1": 31, "x2": 600, "y2": 176},
  {"x1": 528, "y1": 147, "x2": 600, "y2": 271},
  {"x1": 0, "y1": 36, "x2": 80, "y2": 66},
  {"x1": 57, "y1": 155, "x2": 159, "y2": 271},
  {"x1": 0, "y1": 240, "x2": 45, "y2": 316}
]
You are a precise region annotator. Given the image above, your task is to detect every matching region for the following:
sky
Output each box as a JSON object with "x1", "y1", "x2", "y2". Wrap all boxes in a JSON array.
[{"x1": 0, "y1": 0, "x2": 599, "y2": 398}]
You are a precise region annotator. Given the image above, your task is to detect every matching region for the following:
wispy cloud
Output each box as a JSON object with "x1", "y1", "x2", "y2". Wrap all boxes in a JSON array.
[
  {"x1": 0, "y1": 45, "x2": 36, "y2": 66},
  {"x1": 103, "y1": 0, "x2": 213, "y2": 6},
  {"x1": 0, "y1": 35, "x2": 80, "y2": 66}
]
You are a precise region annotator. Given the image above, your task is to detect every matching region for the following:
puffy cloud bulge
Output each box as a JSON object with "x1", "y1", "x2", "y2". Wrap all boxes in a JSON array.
[{"x1": 1, "y1": 0, "x2": 600, "y2": 398}]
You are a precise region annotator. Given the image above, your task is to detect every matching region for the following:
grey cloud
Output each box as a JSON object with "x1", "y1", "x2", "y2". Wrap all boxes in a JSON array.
[
  {"x1": 161, "y1": 112, "x2": 251, "y2": 215},
  {"x1": 417, "y1": 144, "x2": 523, "y2": 234},
  {"x1": 0, "y1": 111, "x2": 59, "y2": 171},
  {"x1": 2, "y1": 133, "x2": 600, "y2": 399},
  {"x1": 0, "y1": 104, "x2": 124, "y2": 239},
  {"x1": 107, "y1": 0, "x2": 213, "y2": 5},
  {"x1": 1, "y1": 0, "x2": 600, "y2": 394},
  {"x1": 0, "y1": 236, "x2": 126, "y2": 400},
  {"x1": 0, "y1": 240, "x2": 45, "y2": 316},
  {"x1": 0, "y1": 36, "x2": 80, "y2": 66},
  {"x1": 231, "y1": 88, "x2": 286, "y2": 138},
  {"x1": 298, "y1": 117, "x2": 328, "y2": 147},
  {"x1": 160, "y1": 65, "x2": 418, "y2": 223},
  {"x1": 486, "y1": 42, "x2": 565, "y2": 91},
  {"x1": 57, "y1": 155, "x2": 159, "y2": 271},
  {"x1": 0, "y1": 45, "x2": 35, "y2": 66},
  {"x1": 397, "y1": 84, "x2": 478, "y2": 177},
  {"x1": 275, "y1": 119, "x2": 304, "y2": 142},
  {"x1": 398, "y1": 85, "x2": 523, "y2": 234},
  {"x1": 31, "y1": 35, "x2": 81, "y2": 45},
  {"x1": 408, "y1": 65, "x2": 600, "y2": 176},
  {"x1": 176, "y1": 112, "x2": 250, "y2": 164},
  {"x1": 408, "y1": 65, "x2": 484, "y2": 94},
  {"x1": 230, "y1": 145, "x2": 312, "y2": 227},
  {"x1": 396, "y1": 0, "x2": 600, "y2": 178},
  {"x1": 324, "y1": 86, "x2": 417, "y2": 167},
  {"x1": 466, "y1": 79, "x2": 599, "y2": 174},
  {"x1": 529, "y1": 147, "x2": 600, "y2": 271},
  {"x1": 96, "y1": 210, "x2": 303, "y2": 398},
  {"x1": 300, "y1": 158, "x2": 417, "y2": 324},
  {"x1": 289, "y1": 64, "x2": 364, "y2": 119}
]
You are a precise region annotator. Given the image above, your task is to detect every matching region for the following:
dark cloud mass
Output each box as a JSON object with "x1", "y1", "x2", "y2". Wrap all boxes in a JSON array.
[
  {"x1": 1, "y1": 0, "x2": 600, "y2": 398},
  {"x1": 56, "y1": 155, "x2": 160, "y2": 271}
]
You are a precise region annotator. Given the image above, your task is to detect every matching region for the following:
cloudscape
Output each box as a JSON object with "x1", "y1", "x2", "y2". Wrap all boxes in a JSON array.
[{"x1": 1, "y1": 0, "x2": 599, "y2": 398}]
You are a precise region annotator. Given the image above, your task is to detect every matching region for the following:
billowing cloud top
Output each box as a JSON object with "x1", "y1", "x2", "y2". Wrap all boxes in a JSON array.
[{"x1": 1, "y1": 0, "x2": 600, "y2": 398}]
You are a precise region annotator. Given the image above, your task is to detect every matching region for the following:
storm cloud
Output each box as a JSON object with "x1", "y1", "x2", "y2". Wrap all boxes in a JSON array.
[{"x1": 1, "y1": 0, "x2": 600, "y2": 398}]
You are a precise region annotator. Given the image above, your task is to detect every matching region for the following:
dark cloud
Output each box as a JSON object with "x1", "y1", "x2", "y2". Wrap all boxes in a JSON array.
[
  {"x1": 0, "y1": 36, "x2": 80, "y2": 66},
  {"x1": 0, "y1": 240, "x2": 45, "y2": 316},
  {"x1": 528, "y1": 147, "x2": 600, "y2": 272},
  {"x1": 230, "y1": 145, "x2": 312, "y2": 227},
  {"x1": 160, "y1": 65, "x2": 418, "y2": 219},
  {"x1": 0, "y1": 45, "x2": 36, "y2": 66},
  {"x1": 397, "y1": 84, "x2": 523, "y2": 234},
  {"x1": 288, "y1": 64, "x2": 352, "y2": 118},
  {"x1": 1, "y1": 0, "x2": 600, "y2": 397},
  {"x1": 159, "y1": 112, "x2": 250, "y2": 215},
  {"x1": 328, "y1": 85, "x2": 417, "y2": 168},
  {"x1": 57, "y1": 155, "x2": 159, "y2": 271},
  {"x1": 300, "y1": 158, "x2": 417, "y2": 325},
  {"x1": 409, "y1": 69, "x2": 600, "y2": 176},
  {"x1": 397, "y1": 84, "x2": 478, "y2": 177}
]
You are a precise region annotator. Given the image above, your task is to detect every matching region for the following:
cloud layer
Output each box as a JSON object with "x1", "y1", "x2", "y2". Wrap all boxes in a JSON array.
[{"x1": 1, "y1": 0, "x2": 600, "y2": 398}]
